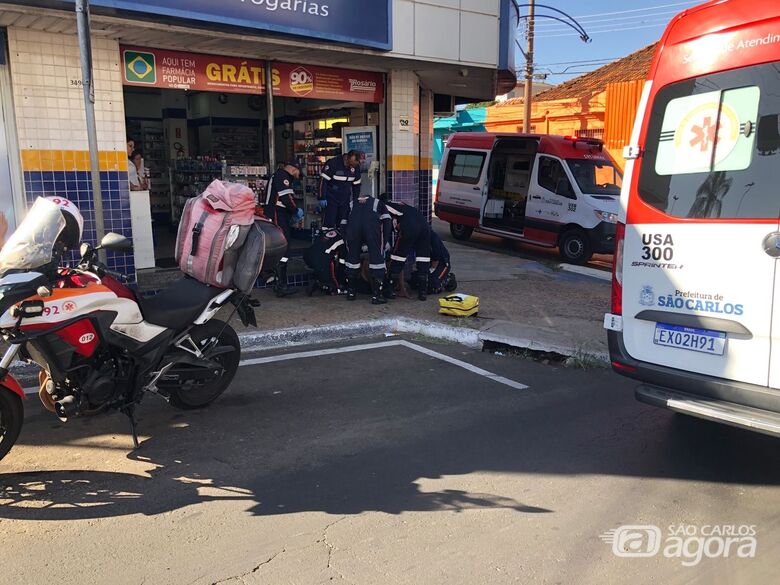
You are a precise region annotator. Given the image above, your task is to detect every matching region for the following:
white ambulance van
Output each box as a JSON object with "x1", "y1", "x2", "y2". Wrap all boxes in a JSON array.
[
  {"x1": 435, "y1": 133, "x2": 622, "y2": 264},
  {"x1": 605, "y1": 0, "x2": 780, "y2": 435}
]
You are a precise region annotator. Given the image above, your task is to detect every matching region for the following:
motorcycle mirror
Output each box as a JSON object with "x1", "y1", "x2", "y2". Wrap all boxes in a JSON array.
[
  {"x1": 99, "y1": 232, "x2": 132, "y2": 252},
  {"x1": 11, "y1": 300, "x2": 45, "y2": 318},
  {"x1": 80, "y1": 242, "x2": 92, "y2": 258}
]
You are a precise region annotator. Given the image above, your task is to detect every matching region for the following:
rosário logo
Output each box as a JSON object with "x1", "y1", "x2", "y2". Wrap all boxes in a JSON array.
[
  {"x1": 289, "y1": 66, "x2": 314, "y2": 97},
  {"x1": 124, "y1": 50, "x2": 156, "y2": 84}
]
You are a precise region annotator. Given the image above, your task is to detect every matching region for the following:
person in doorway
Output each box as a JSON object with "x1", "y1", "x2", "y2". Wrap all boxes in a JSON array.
[
  {"x1": 128, "y1": 149, "x2": 148, "y2": 191},
  {"x1": 127, "y1": 137, "x2": 135, "y2": 158},
  {"x1": 344, "y1": 194, "x2": 392, "y2": 304},
  {"x1": 319, "y1": 150, "x2": 362, "y2": 229},
  {"x1": 381, "y1": 194, "x2": 432, "y2": 301},
  {"x1": 264, "y1": 160, "x2": 304, "y2": 297}
]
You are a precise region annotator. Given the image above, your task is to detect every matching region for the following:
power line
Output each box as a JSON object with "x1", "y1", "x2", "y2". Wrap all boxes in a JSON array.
[
  {"x1": 533, "y1": 8, "x2": 688, "y2": 30},
  {"x1": 541, "y1": 20, "x2": 671, "y2": 38},
  {"x1": 534, "y1": 58, "x2": 618, "y2": 66},
  {"x1": 568, "y1": 1, "x2": 698, "y2": 20}
]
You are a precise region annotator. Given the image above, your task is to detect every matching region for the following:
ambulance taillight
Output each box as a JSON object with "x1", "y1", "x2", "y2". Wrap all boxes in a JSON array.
[{"x1": 611, "y1": 221, "x2": 625, "y2": 316}]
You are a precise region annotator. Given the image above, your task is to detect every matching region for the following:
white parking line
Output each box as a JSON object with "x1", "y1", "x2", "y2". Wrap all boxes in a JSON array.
[
  {"x1": 21, "y1": 340, "x2": 529, "y2": 396},
  {"x1": 240, "y1": 340, "x2": 529, "y2": 391}
]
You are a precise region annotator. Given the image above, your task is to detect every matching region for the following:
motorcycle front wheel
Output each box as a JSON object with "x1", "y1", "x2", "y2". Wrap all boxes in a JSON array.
[
  {"x1": 167, "y1": 320, "x2": 241, "y2": 410},
  {"x1": 0, "y1": 390, "x2": 23, "y2": 461}
]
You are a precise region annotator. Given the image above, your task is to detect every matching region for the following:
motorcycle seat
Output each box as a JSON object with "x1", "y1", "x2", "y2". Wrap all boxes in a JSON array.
[{"x1": 138, "y1": 276, "x2": 225, "y2": 330}]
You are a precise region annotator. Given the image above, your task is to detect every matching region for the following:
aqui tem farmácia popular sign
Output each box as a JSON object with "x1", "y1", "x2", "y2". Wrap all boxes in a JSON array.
[
  {"x1": 76, "y1": 0, "x2": 391, "y2": 50},
  {"x1": 121, "y1": 47, "x2": 384, "y2": 103}
]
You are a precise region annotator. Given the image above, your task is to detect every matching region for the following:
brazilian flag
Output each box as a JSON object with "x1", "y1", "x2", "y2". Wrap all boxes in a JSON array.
[{"x1": 124, "y1": 50, "x2": 156, "y2": 84}]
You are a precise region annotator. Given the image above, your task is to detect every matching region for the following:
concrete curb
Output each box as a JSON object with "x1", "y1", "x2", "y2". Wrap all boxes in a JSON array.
[
  {"x1": 238, "y1": 317, "x2": 482, "y2": 352},
  {"x1": 559, "y1": 264, "x2": 611, "y2": 282},
  {"x1": 11, "y1": 316, "x2": 606, "y2": 384},
  {"x1": 478, "y1": 328, "x2": 609, "y2": 364}
]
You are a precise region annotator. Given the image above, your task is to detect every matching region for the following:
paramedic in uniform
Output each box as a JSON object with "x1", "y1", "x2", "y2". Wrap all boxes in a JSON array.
[
  {"x1": 344, "y1": 195, "x2": 392, "y2": 304},
  {"x1": 264, "y1": 160, "x2": 304, "y2": 297},
  {"x1": 319, "y1": 150, "x2": 362, "y2": 229},
  {"x1": 381, "y1": 196, "x2": 432, "y2": 301},
  {"x1": 303, "y1": 227, "x2": 347, "y2": 295}
]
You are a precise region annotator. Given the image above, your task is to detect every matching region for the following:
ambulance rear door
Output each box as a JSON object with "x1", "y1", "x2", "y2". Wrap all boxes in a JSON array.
[{"x1": 622, "y1": 63, "x2": 778, "y2": 388}]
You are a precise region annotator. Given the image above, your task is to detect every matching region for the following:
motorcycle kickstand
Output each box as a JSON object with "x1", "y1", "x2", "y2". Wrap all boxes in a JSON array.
[{"x1": 123, "y1": 405, "x2": 140, "y2": 450}]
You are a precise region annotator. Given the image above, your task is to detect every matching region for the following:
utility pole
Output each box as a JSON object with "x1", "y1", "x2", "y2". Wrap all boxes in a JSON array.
[
  {"x1": 75, "y1": 0, "x2": 106, "y2": 261},
  {"x1": 522, "y1": 0, "x2": 535, "y2": 133},
  {"x1": 265, "y1": 61, "x2": 276, "y2": 172}
]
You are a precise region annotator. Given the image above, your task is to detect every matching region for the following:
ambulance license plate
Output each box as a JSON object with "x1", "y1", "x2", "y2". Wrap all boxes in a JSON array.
[{"x1": 653, "y1": 323, "x2": 726, "y2": 355}]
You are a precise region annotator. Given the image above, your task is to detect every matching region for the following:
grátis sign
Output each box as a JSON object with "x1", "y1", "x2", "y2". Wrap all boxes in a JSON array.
[
  {"x1": 66, "y1": 0, "x2": 391, "y2": 50},
  {"x1": 121, "y1": 46, "x2": 384, "y2": 103}
]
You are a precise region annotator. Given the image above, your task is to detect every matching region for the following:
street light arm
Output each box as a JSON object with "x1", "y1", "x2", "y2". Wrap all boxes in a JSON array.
[
  {"x1": 514, "y1": 2, "x2": 590, "y2": 41},
  {"x1": 516, "y1": 14, "x2": 591, "y2": 43}
]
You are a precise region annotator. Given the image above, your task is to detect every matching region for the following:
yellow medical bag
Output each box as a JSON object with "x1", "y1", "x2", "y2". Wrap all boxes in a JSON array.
[{"x1": 438, "y1": 294, "x2": 480, "y2": 317}]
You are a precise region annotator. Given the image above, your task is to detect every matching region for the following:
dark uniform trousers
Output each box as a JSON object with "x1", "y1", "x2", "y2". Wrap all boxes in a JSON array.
[
  {"x1": 320, "y1": 156, "x2": 361, "y2": 229},
  {"x1": 303, "y1": 228, "x2": 346, "y2": 291},
  {"x1": 345, "y1": 196, "x2": 391, "y2": 281},
  {"x1": 429, "y1": 230, "x2": 451, "y2": 291},
  {"x1": 264, "y1": 169, "x2": 298, "y2": 265},
  {"x1": 387, "y1": 203, "x2": 431, "y2": 277}
]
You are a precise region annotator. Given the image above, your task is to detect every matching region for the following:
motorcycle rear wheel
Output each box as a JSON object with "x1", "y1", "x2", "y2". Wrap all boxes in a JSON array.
[
  {"x1": 0, "y1": 391, "x2": 23, "y2": 461},
  {"x1": 168, "y1": 320, "x2": 241, "y2": 410}
]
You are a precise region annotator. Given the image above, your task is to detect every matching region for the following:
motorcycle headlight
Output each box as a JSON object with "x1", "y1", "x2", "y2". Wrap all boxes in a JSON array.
[{"x1": 594, "y1": 210, "x2": 618, "y2": 224}]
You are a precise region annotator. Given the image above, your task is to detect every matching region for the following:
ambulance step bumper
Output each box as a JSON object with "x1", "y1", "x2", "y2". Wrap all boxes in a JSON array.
[{"x1": 636, "y1": 384, "x2": 780, "y2": 437}]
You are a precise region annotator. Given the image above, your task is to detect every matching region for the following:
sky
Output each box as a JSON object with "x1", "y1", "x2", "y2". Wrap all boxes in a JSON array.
[{"x1": 514, "y1": 0, "x2": 702, "y2": 84}]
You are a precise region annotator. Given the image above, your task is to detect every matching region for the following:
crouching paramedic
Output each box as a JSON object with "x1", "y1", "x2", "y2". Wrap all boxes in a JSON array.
[
  {"x1": 428, "y1": 230, "x2": 454, "y2": 293},
  {"x1": 264, "y1": 160, "x2": 304, "y2": 297},
  {"x1": 319, "y1": 150, "x2": 362, "y2": 229},
  {"x1": 303, "y1": 228, "x2": 346, "y2": 295},
  {"x1": 345, "y1": 195, "x2": 392, "y2": 304},
  {"x1": 383, "y1": 197, "x2": 432, "y2": 301}
]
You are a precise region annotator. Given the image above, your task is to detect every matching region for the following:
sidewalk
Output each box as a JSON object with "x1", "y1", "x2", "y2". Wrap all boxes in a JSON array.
[{"x1": 223, "y1": 241, "x2": 612, "y2": 360}]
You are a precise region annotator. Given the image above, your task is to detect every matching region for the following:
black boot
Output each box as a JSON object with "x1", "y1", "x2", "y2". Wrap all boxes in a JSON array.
[
  {"x1": 417, "y1": 274, "x2": 428, "y2": 301},
  {"x1": 371, "y1": 278, "x2": 388, "y2": 305},
  {"x1": 274, "y1": 262, "x2": 297, "y2": 298},
  {"x1": 346, "y1": 277, "x2": 357, "y2": 301},
  {"x1": 383, "y1": 275, "x2": 397, "y2": 299}
]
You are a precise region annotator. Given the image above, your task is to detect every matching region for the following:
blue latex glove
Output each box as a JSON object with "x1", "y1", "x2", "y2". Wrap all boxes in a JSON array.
[
  {"x1": 318, "y1": 199, "x2": 328, "y2": 209},
  {"x1": 294, "y1": 208, "x2": 305, "y2": 222}
]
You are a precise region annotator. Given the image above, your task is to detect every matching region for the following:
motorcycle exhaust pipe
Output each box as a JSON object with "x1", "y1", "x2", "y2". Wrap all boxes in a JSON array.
[{"x1": 54, "y1": 395, "x2": 78, "y2": 422}]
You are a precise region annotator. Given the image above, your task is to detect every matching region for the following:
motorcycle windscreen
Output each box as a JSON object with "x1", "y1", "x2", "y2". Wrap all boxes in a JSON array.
[{"x1": 0, "y1": 198, "x2": 65, "y2": 274}]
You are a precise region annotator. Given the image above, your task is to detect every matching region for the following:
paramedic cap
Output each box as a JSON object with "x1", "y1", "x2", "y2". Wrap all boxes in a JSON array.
[{"x1": 285, "y1": 159, "x2": 303, "y2": 173}]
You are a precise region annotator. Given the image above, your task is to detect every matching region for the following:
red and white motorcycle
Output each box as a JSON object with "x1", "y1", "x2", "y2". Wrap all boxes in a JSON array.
[{"x1": 0, "y1": 197, "x2": 263, "y2": 461}]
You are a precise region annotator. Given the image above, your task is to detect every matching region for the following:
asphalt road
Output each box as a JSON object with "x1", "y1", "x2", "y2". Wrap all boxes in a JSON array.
[
  {"x1": 431, "y1": 218, "x2": 614, "y2": 272},
  {"x1": 1, "y1": 338, "x2": 778, "y2": 585}
]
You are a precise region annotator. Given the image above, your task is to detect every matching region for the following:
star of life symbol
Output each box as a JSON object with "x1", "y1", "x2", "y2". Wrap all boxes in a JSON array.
[
  {"x1": 675, "y1": 102, "x2": 739, "y2": 168},
  {"x1": 689, "y1": 116, "x2": 719, "y2": 152}
]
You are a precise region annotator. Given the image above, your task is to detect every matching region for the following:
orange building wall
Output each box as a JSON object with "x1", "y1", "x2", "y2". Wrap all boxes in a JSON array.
[
  {"x1": 482, "y1": 80, "x2": 646, "y2": 171},
  {"x1": 604, "y1": 79, "x2": 646, "y2": 170}
]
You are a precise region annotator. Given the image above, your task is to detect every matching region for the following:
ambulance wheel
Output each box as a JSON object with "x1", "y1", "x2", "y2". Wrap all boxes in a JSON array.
[
  {"x1": 559, "y1": 229, "x2": 592, "y2": 265},
  {"x1": 450, "y1": 223, "x2": 473, "y2": 241}
]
